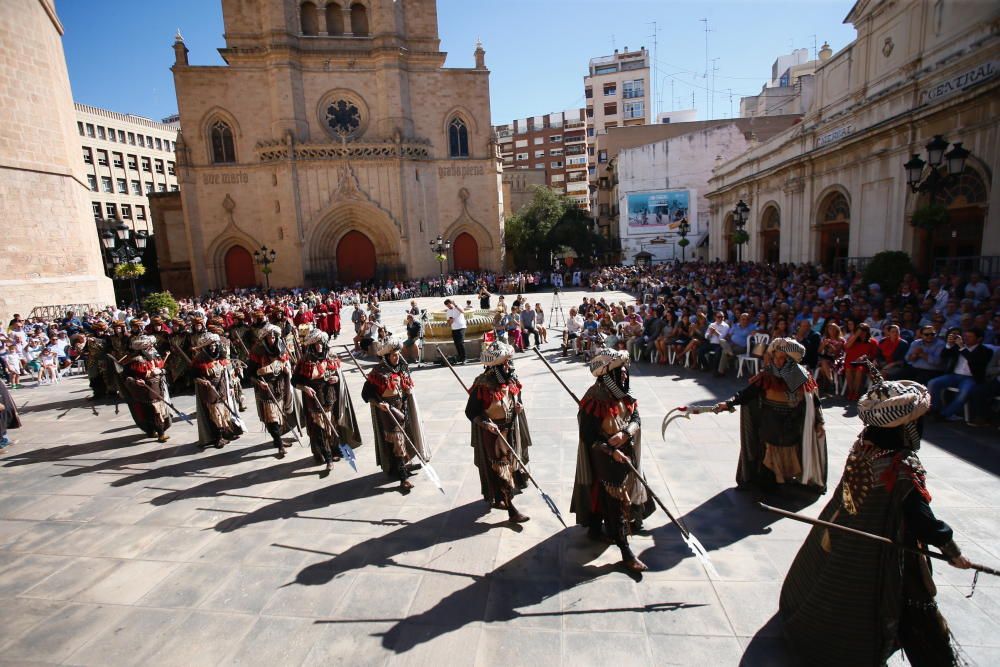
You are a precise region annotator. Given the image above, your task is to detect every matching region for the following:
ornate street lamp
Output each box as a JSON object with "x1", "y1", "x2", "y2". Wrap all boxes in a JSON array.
[
  {"x1": 253, "y1": 245, "x2": 278, "y2": 290},
  {"x1": 677, "y1": 217, "x2": 691, "y2": 263},
  {"x1": 99, "y1": 219, "x2": 146, "y2": 307},
  {"x1": 429, "y1": 234, "x2": 451, "y2": 296},
  {"x1": 732, "y1": 200, "x2": 750, "y2": 263},
  {"x1": 904, "y1": 134, "x2": 970, "y2": 194}
]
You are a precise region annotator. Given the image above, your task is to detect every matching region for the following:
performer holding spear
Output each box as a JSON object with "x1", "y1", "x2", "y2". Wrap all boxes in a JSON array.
[
  {"x1": 438, "y1": 342, "x2": 566, "y2": 527},
  {"x1": 778, "y1": 358, "x2": 981, "y2": 666},
  {"x1": 533, "y1": 346, "x2": 716, "y2": 575},
  {"x1": 344, "y1": 340, "x2": 442, "y2": 494}
]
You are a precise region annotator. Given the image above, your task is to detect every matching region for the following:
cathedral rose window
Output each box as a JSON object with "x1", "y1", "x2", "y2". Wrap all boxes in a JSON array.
[{"x1": 325, "y1": 100, "x2": 361, "y2": 137}]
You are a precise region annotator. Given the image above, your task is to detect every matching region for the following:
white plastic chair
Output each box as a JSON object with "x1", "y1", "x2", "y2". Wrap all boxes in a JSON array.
[
  {"x1": 813, "y1": 365, "x2": 843, "y2": 396},
  {"x1": 737, "y1": 333, "x2": 770, "y2": 378}
]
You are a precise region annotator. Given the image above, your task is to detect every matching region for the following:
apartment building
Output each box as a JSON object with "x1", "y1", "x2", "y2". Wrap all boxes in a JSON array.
[
  {"x1": 76, "y1": 103, "x2": 179, "y2": 233},
  {"x1": 739, "y1": 44, "x2": 831, "y2": 118},
  {"x1": 584, "y1": 47, "x2": 651, "y2": 215},
  {"x1": 494, "y1": 108, "x2": 589, "y2": 208}
]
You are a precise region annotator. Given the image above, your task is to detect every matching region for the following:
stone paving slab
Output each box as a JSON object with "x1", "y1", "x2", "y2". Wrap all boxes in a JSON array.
[{"x1": 1, "y1": 288, "x2": 998, "y2": 665}]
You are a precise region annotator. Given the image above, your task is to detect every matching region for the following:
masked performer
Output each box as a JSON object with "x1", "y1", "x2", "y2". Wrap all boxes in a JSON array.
[
  {"x1": 292, "y1": 329, "x2": 362, "y2": 475},
  {"x1": 121, "y1": 334, "x2": 172, "y2": 442},
  {"x1": 190, "y1": 331, "x2": 244, "y2": 449},
  {"x1": 164, "y1": 318, "x2": 190, "y2": 392},
  {"x1": 247, "y1": 323, "x2": 297, "y2": 458},
  {"x1": 360, "y1": 337, "x2": 431, "y2": 492},
  {"x1": 716, "y1": 337, "x2": 827, "y2": 493},
  {"x1": 571, "y1": 347, "x2": 653, "y2": 572},
  {"x1": 464, "y1": 341, "x2": 532, "y2": 522},
  {"x1": 780, "y1": 366, "x2": 972, "y2": 666},
  {"x1": 84, "y1": 321, "x2": 114, "y2": 399}
]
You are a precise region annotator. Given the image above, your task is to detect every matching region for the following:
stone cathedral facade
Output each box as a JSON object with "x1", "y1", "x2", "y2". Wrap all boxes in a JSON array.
[{"x1": 167, "y1": 0, "x2": 503, "y2": 293}]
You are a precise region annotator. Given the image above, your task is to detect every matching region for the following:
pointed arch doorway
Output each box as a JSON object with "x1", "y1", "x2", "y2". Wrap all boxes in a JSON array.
[
  {"x1": 336, "y1": 230, "x2": 376, "y2": 283},
  {"x1": 452, "y1": 232, "x2": 479, "y2": 271},
  {"x1": 224, "y1": 246, "x2": 256, "y2": 288}
]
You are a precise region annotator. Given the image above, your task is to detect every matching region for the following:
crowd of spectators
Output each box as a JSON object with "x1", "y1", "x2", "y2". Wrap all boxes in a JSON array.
[{"x1": 4, "y1": 260, "x2": 999, "y2": 427}]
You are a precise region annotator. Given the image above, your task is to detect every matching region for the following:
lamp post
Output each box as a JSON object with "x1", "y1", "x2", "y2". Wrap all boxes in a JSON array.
[
  {"x1": 429, "y1": 234, "x2": 451, "y2": 296},
  {"x1": 732, "y1": 200, "x2": 750, "y2": 263},
  {"x1": 99, "y1": 220, "x2": 148, "y2": 308},
  {"x1": 677, "y1": 217, "x2": 691, "y2": 262},
  {"x1": 904, "y1": 134, "x2": 970, "y2": 195},
  {"x1": 253, "y1": 245, "x2": 277, "y2": 290}
]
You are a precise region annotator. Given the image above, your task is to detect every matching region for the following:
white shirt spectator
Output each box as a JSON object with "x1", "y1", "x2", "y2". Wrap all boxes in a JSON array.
[
  {"x1": 566, "y1": 314, "x2": 584, "y2": 335},
  {"x1": 446, "y1": 305, "x2": 467, "y2": 330},
  {"x1": 706, "y1": 320, "x2": 730, "y2": 344}
]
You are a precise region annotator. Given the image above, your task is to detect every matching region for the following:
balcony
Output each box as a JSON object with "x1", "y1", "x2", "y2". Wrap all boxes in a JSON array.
[{"x1": 623, "y1": 90, "x2": 644, "y2": 99}]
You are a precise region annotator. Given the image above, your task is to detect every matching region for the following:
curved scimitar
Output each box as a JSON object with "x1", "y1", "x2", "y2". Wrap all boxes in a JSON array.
[{"x1": 661, "y1": 406, "x2": 691, "y2": 441}]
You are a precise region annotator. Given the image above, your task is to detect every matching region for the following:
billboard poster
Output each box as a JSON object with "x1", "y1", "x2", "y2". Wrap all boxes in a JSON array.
[{"x1": 626, "y1": 190, "x2": 690, "y2": 231}]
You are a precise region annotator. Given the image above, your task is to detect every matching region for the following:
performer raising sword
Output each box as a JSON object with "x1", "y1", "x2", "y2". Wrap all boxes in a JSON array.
[{"x1": 463, "y1": 341, "x2": 533, "y2": 523}]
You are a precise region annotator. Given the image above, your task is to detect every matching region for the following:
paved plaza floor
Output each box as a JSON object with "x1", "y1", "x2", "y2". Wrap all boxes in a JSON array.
[{"x1": 1, "y1": 289, "x2": 999, "y2": 666}]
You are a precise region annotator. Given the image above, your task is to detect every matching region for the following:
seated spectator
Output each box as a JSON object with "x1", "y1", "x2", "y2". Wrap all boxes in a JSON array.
[
  {"x1": 795, "y1": 319, "x2": 822, "y2": 372},
  {"x1": 401, "y1": 313, "x2": 422, "y2": 364},
  {"x1": 520, "y1": 303, "x2": 540, "y2": 348},
  {"x1": 928, "y1": 328, "x2": 992, "y2": 422},
  {"x1": 877, "y1": 324, "x2": 909, "y2": 379},
  {"x1": 533, "y1": 303, "x2": 547, "y2": 343},
  {"x1": 816, "y1": 321, "x2": 845, "y2": 391},
  {"x1": 844, "y1": 322, "x2": 880, "y2": 400},
  {"x1": 718, "y1": 312, "x2": 754, "y2": 376},
  {"x1": 904, "y1": 325, "x2": 947, "y2": 385}
]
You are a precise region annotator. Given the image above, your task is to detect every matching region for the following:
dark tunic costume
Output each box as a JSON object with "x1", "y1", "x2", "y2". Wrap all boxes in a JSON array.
[
  {"x1": 120, "y1": 336, "x2": 172, "y2": 440},
  {"x1": 780, "y1": 376, "x2": 964, "y2": 666},
  {"x1": 360, "y1": 347, "x2": 430, "y2": 483},
  {"x1": 465, "y1": 365, "x2": 533, "y2": 508},
  {"x1": 84, "y1": 329, "x2": 114, "y2": 398},
  {"x1": 571, "y1": 349, "x2": 653, "y2": 567},
  {"x1": 247, "y1": 325, "x2": 297, "y2": 452},
  {"x1": 191, "y1": 334, "x2": 244, "y2": 448},
  {"x1": 727, "y1": 338, "x2": 827, "y2": 491},
  {"x1": 292, "y1": 340, "x2": 362, "y2": 468}
]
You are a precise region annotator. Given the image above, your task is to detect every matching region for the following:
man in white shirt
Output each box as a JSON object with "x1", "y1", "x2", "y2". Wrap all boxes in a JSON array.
[
  {"x1": 699, "y1": 311, "x2": 730, "y2": 371},
  {"x1": 445, "y1": 299, "x2": 469, "y2": 364},
  {"x1": 563, "y1": 307, "x2": 584, "y2": 356}
]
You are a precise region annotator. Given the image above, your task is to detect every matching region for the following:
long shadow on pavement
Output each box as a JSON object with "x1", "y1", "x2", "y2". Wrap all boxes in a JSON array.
[
  {"x1": 108, "y1": 441, "x2": 275, "y2": 488},
  {"x1": 1, "y1": 432, "x2": 148, "y2": 468},
  {"x1": 210, "y1": 470, "x2": 397, "y2": 533},
  {"x1": 639, "y1": 487, "x2": 818, "y2": 573}
]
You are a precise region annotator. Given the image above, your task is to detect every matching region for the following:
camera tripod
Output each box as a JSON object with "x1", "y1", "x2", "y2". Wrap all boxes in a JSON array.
[{"x1": 549, "y1": 290, "x2": 566, "y2": 328}]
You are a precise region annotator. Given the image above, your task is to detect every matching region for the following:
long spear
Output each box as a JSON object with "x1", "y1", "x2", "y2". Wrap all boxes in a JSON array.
[
  {"x1": 234, "y1": 331, "x2": 304, "y2": 447},
  {"x1": 107, "y1": 354, "x2": 194, "y2": 426},
  {"x1": 760, "y1": 502, "x2": 1000, "y2": 578},
  {"x1": 301, "y1": 385, "x2": 357, "y2": 472},
  {"x1": 531, "y1": 346, "x2": 719, "y2": 577},
  {"x1": 436, "y1": 345, "x2": 567, "y2": 527},
  {"x1": 340, "y1": 345, "x2": 444, "y2": 494}
]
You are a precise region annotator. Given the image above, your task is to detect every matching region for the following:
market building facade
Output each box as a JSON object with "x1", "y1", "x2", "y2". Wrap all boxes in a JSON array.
[{"x1": 706, "y1": 0, "x2": 998, "y2": 274}]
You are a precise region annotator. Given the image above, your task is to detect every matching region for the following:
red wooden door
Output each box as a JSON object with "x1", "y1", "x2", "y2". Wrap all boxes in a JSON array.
[
  {"x1": 336, "y1": 230, "x2": 376, "y2": 283},
  {"x1": 453, "y1": 232, "x2": 479, "y2": 271},
  {"x1": 224, "y1": 246, "x2": 256, "y2": 288}
]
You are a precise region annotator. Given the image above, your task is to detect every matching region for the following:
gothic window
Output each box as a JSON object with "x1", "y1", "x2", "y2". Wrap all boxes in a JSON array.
[
  {"x1": 325, "y1": 99, "x2": 362, "y2": 137},
  {"x1": 326, "y1": 2, "x2": 344, "y2": 35},
  {"x1": 210, "y1": 120, "x2": 236, "y2": 164},
  {"x1": 448, "y1": 117, "x2": 469, "y2": 158},
  {"x1": 301, "y1": 2, "x2": 318, "y2": 35},
  {"x1": 350, "y1": 3, "x2": 369, "y2": 36}
]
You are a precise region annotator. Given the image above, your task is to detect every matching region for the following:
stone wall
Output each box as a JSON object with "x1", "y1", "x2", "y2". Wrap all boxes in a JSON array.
[{"x1": 0, "y1": 0, "x2": 114, "y2": 323}]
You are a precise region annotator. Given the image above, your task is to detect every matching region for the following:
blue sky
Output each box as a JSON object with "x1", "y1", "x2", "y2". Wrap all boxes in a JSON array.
[{"x1": 59, "y1": 0, "x2": 857, "y2": 124}]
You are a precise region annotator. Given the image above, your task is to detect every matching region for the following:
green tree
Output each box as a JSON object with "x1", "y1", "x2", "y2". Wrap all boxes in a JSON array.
[
  {"x1": 862, "y1": 251, "x2": 915, "y2": 296},
  {"x1": 505, "y1": 186, "x2": 605, "y2": 269},
  {"x1": 142, "y1": 291, "x2": 179, "y2": 318}
]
